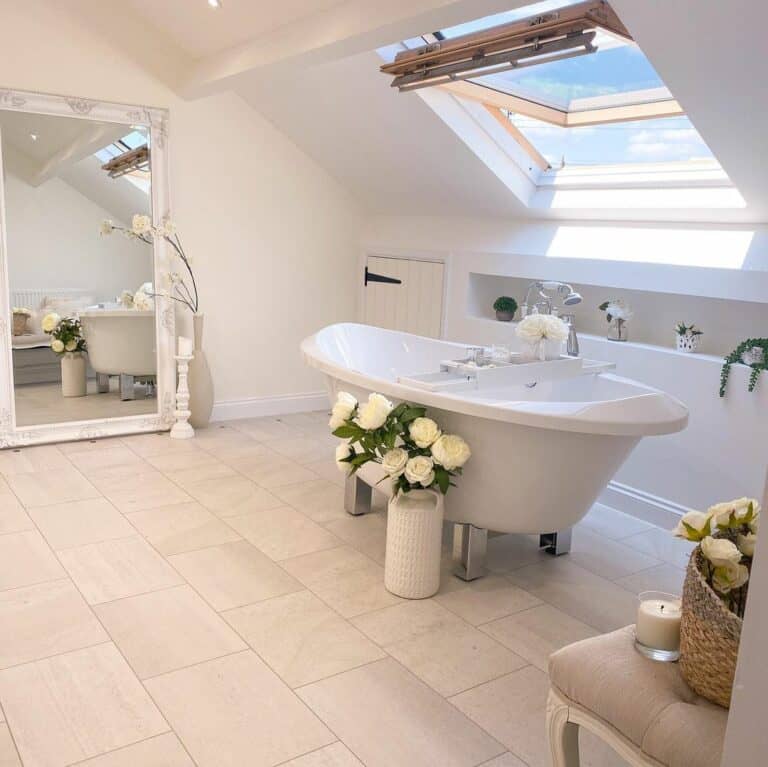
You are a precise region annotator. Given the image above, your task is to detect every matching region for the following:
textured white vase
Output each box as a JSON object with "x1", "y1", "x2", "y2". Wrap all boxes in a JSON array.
[
  {"x1": 188, "y1": 313, "x2": 214, "y2": 428},
  {"x1": 384, "y1": 489, "x2": 443, "y2": 599},
  {"x1": 676, "y1": 333, "x2": 700, "y2": 353},
  {"x1": 60, "y1": 352, "x2": 86, "y2": 398}
]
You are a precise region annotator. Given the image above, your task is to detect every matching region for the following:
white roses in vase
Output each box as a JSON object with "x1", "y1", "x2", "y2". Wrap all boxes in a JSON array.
[{"x1": 329, "y1": 391, "x2": 471, "y2": 496}]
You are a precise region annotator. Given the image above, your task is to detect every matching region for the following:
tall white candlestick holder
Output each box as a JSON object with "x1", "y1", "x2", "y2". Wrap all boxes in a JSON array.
[{"x1": 170, "y1": 354, "x2": 195, "y2": 439}]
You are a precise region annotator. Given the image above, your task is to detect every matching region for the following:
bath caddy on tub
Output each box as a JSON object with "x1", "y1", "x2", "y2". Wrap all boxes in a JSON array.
[{"x1": 398, "y1": 354, "x2": 616, "y2": 392}]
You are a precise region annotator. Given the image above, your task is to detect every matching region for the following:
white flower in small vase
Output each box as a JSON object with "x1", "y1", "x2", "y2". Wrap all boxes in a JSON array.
[
  {"x1": 599, "y1": 299, "x2": 633, "y2": 342},
  {"x1": 41, "y1": 312, "x2": 61, "y2": 334},
  {"x1": 515, "y1": 314, "x2": 569, "y2": 361},
  {"x1": 675, "y1": 323, "x2": 703, "y2": 353},
  {"x1": 51, "y1": 339, "x2": 65, "y2": 353}
]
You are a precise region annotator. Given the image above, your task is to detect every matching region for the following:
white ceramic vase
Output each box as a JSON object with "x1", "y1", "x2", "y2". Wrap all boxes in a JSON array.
[
  {"x1": 188, "y1": 313, "x2": 214, "y2": 428},
  {"x1": 384, "y1": 489, "x2": 443, "y2": 599},
  {"x1": 676, "y1": 333, "x2": 700, "y2": 353},
  {"x1": 60, "y1": 352, "x2": 86, "y2": 398}
]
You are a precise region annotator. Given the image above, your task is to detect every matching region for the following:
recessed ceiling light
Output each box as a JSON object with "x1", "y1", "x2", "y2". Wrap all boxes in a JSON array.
[
  {"x1": 208, "y1": 0, "x2": 222, "y2": 7},
  {"x1": 29, "y1": 133, "x2": 38, "y2": 142}
]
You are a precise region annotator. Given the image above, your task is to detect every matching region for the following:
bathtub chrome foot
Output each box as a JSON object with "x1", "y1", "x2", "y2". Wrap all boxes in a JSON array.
[
  {"x1": 119, "y1": 374, "x2": 135, "y2": 401},
  {"x1": 344, "y1": 474, "x2": 372, "y2": 516},
  {"x1": 540, "y1": 528, "x2": 572, "y2": 556},
  {"x1": 453, "y1": 523, "x2": 488, "y2": 581},
  {"x1": 97, "y1": 374, "x2": 110, "y2": 394}
]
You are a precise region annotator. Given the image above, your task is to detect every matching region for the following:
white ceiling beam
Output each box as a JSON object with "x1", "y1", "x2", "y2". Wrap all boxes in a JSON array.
[{"x1": 179, "y1": 0, "x2": 521, "y2": 99}]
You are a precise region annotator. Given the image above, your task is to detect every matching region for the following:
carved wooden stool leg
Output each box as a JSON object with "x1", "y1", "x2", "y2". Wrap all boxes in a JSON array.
[{"x1": 546, "y1": 690, "x2": 580, "y2": 767}]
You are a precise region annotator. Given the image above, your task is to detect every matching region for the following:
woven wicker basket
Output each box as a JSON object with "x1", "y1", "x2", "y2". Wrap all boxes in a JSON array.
[
  {"x1": 12, "y1": 313, "x2": 28, "y2": 336},
  {"x1": 679, "y1": 549, "x2": 742, "y2": 708}
]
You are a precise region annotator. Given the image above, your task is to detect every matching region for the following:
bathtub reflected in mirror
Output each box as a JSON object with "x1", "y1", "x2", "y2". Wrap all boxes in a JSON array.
[{"x1": 1, "y1": 108, "x2": 157, "y2": 427}]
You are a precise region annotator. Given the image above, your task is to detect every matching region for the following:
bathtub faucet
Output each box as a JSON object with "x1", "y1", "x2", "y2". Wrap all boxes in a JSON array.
[{"x1": 521, "y1": 281, "x2": 582, "y2": 318}]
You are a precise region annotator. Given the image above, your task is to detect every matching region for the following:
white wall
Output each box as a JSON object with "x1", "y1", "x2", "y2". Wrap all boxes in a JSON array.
[
  {"x1": 4, "y1": 171, "x2": 150, "y2": 304},
  {"x1": 0, "y1": 0, "x2": 362, "y2": 412}
]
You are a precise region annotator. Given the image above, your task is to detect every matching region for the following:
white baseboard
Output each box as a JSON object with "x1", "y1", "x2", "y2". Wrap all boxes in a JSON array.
[
  {"x1": 211, "y1": 392, "x2": 329, "y2": 422},
  {"x1": 599, "y1": 481, "x2": 693, "y2": 529}
]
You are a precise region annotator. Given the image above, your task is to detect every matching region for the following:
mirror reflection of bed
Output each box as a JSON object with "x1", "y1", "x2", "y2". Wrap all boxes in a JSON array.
[{"x1": 1, "y1": 110, "x2": 157, "y2": 427}]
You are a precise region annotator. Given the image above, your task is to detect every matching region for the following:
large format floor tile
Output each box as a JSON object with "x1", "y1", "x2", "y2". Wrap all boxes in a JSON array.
[
  {"x1": 0, "y1": 643, "x2": 168, "y2": 767},
  {"x1": 435, "y1": 574, "x2": 541, "y2": 625},
  {"x1": 95, "y1": 585, "x2": 246, "y2": 679},
  {"x1": 126, "y1": 502, "x2": 241, "y2": 556},
  {"x1": 0, "y1": 580, "x2": 108, "y2": 669},
  {"x1": 0, "y1": 446, "x2": 69, "y2": 477},
  {"x1": 168, "y1": 539, "x2": 302, "y2": 611},
  {"x1": 568, "y1": 527, "x2": 662, "y2": 580},
  {"x1": 351, "y1": 599, "x2": 465, "y2": 646},
  {"x1": 28, "y1": 498, "x2": 135, "y2": 551},
  {"x1": 58, "y1": 536, "x2": 182, "y2": 605},
  {"x1": 298, "y1": 658, "x2": 505, "y2": 767},
  {"x1": 0, "y1": 486, "x2": 34, "y2": 535},
  {"x1": 273, "y1": 480, "x2": 347, "y2": 523},
  {"x1": 279, "y1": 742, "x2": 363, "y2": 766},
  {"x1": 71, "y1": 733, "x2": 193, "y2": 766},
  {"x1": 145, "y1": 651, "x2": 334, "y2": 767},
  {"x1": 94, "y1": 471, "x2": 191, "y2": 514},
  {"x1": 578, "y1": 504, "x2": 655, "y2": 541},
  {"x1": 620, "y1": 528, "x2": 695, "y2": 570},
  {"x1": 224, "y1": 590, "x2": 385, "y2": 687},
  {"x1": 66, "y1": 447, "x2": 149, "y2": 480},
  {"x1": 184, "y1": 474, "x2": 283, "y2": 518},
  {"x1": 6, "y1": 468, "x2": 99, "y2": 508},
  {"x1": 0, "y1": 723, "x2": 21, "y2": 767},
  {"x1": 234, "y1": 452, "x2": 319, "y2": 489},
  {"x1": 615, "y1": 563, "x2": 686, "y2": 596},
  {"x1": 0, "y1": 530, "x2": 65, "y2": 591},
  {"x1": 282, "y1": 546, "x2": 402, "y2": 618},
  {"x1": 324, "y1": 513, "x2": 388, "y2": 565},
  {"x1": 227, "y1": 507, "x2": 341, "y2": 561}
]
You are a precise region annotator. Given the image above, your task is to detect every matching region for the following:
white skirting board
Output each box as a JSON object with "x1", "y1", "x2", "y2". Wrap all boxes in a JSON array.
[
  {"x1": 599, "y1": 480, "x2": 692, "y2": 529},
  {"x1": 211, "y1": 392, "x2": 329, "y2": 422}
]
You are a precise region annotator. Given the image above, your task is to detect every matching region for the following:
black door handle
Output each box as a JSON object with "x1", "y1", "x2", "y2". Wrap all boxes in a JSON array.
[{"x1": 365, "y1": 266, "x2": 402, "y2": 286}]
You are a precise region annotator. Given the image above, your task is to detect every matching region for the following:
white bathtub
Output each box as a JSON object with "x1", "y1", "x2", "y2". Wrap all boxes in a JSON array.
[
  {"x1": 302, "y1": 323, "x2": 688, "y2": 540},
  {"x1": 80, "y1": 307, "x2": 156, "y2": 378}
]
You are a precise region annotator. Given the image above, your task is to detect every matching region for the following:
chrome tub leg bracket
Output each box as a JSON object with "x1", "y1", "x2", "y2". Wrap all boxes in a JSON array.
[
  {"x1": 453, "y1": 522, "x2": 488, "y2": 581},
  {"x1": 540, "y1": 528, "x2": 573, "y2": 556},
  {"x1": 344, "y1": 474, "x2": 372, "y2": 516}
]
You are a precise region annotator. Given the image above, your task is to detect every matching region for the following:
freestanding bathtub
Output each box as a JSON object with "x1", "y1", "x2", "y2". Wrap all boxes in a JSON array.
[
  {"x1": 302, "y1": 323, "x2": 688, "y2": 577},
  {"x1": 80, "y1": 307, "x2": 156, "y2": 400}
]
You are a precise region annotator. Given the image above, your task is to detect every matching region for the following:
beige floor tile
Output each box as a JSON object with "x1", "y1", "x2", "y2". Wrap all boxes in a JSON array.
[
  {"x1": 485, "y1": 533, "x2": 549, "y2": 573},
  {"x1": 224, "y1": 590, "x2": 385, "y2": 687},
  {"x1": 298, "y1": 658, "x2": 504, "y2": 767},
  {"x1": 0, "y1": 490, "x2": 33, "y2": 535},
  {"x1": 0, "y1": 643, "x2": 168, "y2": 767},
  {"x1": 121, "y1": 433, "x2": 201, "y2": 458},
  {"x1": 126, "y1": 502, "x2": 241, "y2": 556},
  {"x1": 227, "y1": 507, "x2": 341, "y2": 561},
  {"x1": 0, "y1": 580, "x2": 108, "y2": 669},
  {"x1": 209, "y1": 442, "x2": 272, "y2": 466},
  {"x1": 279, "y1": 742, "x2": 363, "y2": 766},
  {"x1": 146, "y1": 450, "x2": 225, "y2": 474},
  {"x1": 568, "y1": 527, "x2": 662, "y2": 580},
  {"x1": 265, "y1": 437, "x2": 329, "y2": 465},
  {"x1": 273, "y1": 480, "x2": 347, "y2": 523},
  {"x1": 302, "y1": 459, "x2": 346, "y2": 488},
  {"x1": 351, "y1": 599, "x2": 465, "y2": 645},
  {"x1": 282, "y1": 546, "x2": 402, "y2": 618},
  {"x1": 66, "y1": 447, "x2": 149, "y2": 479},
  {"x1": 29, "y1": 498, "x2": 135, "y2": 550},
  {"x1": 95, "y1": 585, "x2": 246, "y2": 679},
  {"x1": 184, "y1": 474, "x2": 283, "y2": 518},
  {"x1": 71, "y1": 733, "x2": 193, "y2": 766},
  {"x1": 235, "y1": 452, "x2": 320, "y2": 489},
  {"x1": 435, "y1": 575, "x2": 542, "y2": 625},
  {"x1": 615, "y1": 563, "x2": 686, "y2": 596},
  {"x1": 0, "y1": 724, "x2": 21, "y2": 767},
  {"x1": 481, "y1": 604, "x2": 597, "y2": 671},
  {"x1": 96, "y1": 471, "x2": 191, "y2": 513},
  {"x1": 6, "y1": 467, "x2": 99, "y2": 508},
  {"x1": 578, "y1": 504, "x2": 655, "y2": 541},
  {"x1": 386, "y1": 622, "x2": 527, "y2": 696},
  {"x1": 451, "y1": 666, "x2": 549, "y2": 767},
  {"x1": 620, "y1": 528, "x2": 695, "y2": 570},
  {"x1": 506, "y1": 558, "x2": 638, "y2": 632},
  {"x1": 324, "y1": 513, "x2": 387, "y2": 565},
  {"x1": 478, "y1": 753, "x2": 527, "y2": 767},
  {"x1": 164, "y1": 462, "x2": 238, "y2": 488},
  {"x1": 169, "y1": 539, "x2": 302, "y2": 611},
  {"x1": 0, "y1": 445, "x2": 69, "y2": 477},
  {"x1": 55, "y1": 437, "x2": 128, "y2": 456},
  {"x1": 145, "y1": 650, "x2": 334, "y2": 767},
  {"x1": 59, "y1": 536, "x2": 182, "y2": 605},
  {"x1": 232, "y1": 417, "x2": 307, "y2": 441},
  {"x1": 0, "y1": 530, "x2": 65, "y2": 591}
]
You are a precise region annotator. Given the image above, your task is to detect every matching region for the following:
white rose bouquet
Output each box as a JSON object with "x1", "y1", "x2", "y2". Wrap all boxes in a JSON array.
[
  {"x1": 515, "y1": 314, "x2": 568, "y2": 361},
  {"x1": 41, "y1": 314, "x2": 86, "y2": 356},
  {"x1": 673, "y1": 497, "x2": 760, "y2": 618},
  {"x1": 329, "y1": 391, "x2": 471, "y2": 495}
]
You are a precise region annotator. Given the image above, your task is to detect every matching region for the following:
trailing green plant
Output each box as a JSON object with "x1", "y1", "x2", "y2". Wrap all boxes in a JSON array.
[
  {"x1": 493, "y1": 296, "x2": 518, "y2": 315},
  {"x1": 719, "y1": 339, "x2": 768, "y2": 397},
  {"x1": 676, "y1": 322, "x2": 703, "y2": 336}
]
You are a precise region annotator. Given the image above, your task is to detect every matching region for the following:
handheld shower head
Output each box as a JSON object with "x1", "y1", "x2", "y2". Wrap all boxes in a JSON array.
[{"x1": 563, "y1": 290, "x2": 582, "y2": 306}]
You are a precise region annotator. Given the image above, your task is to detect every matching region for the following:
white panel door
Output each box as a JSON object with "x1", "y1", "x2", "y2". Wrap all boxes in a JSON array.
[{"x1": 364, "y1": 256, "x2": 444, "y2": 338}]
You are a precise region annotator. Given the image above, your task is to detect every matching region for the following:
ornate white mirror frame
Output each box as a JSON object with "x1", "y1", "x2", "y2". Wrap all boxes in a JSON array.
[{"x1": 0, "y1": 88, "x2": 175, "y2": 447}]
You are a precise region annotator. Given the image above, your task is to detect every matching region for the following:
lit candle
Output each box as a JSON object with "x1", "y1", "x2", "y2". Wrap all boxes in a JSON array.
[
  {"x1": 177, "y1": 336, "x2": 193, "y2": 357},
  {"x1": 636, "y1": 591, "x2": 682, "y2": 652}
]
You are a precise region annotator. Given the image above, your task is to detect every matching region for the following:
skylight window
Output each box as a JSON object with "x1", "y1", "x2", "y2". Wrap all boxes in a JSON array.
[{"x1": 94, "y1": 131, "x2": 150, "y2": 194}]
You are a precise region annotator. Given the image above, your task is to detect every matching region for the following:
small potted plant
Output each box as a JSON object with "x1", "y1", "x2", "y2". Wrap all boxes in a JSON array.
[
  {"x1": 599, "y1": 299, "x2": 632, "y2": 342},
  {"x1": 675, "y1": 323, "x2": 703, "y2": 353},
  {"x1": 493, "y1": 296, "x2": 518, "y2": 322},
  {"x1": 11, "y1": 307, "x2": 32, "y2": 336},
  {"x1": 42, "y1": 313, "x2": 88, "y2": 397}
]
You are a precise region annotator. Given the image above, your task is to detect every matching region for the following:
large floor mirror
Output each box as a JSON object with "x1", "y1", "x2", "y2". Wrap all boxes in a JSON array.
[{"x1": 0, "y1": 89, "x2": 175, "y2": 446}]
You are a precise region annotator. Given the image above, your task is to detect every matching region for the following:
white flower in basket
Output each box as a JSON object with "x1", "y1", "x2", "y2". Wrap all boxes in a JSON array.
[{"x1": 515, "y1": 314, "x2": 568, "y2": 361}]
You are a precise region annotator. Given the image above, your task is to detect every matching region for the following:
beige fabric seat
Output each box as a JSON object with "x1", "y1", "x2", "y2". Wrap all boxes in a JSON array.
[{"x1": 546, "y1": 626, "x2": 727, "y2": 767}]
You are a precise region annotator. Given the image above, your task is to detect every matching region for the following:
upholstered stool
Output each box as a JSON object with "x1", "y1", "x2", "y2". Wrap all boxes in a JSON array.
[{"x1": 546, "y1": 626, "x2": 727, "y2": 767}]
